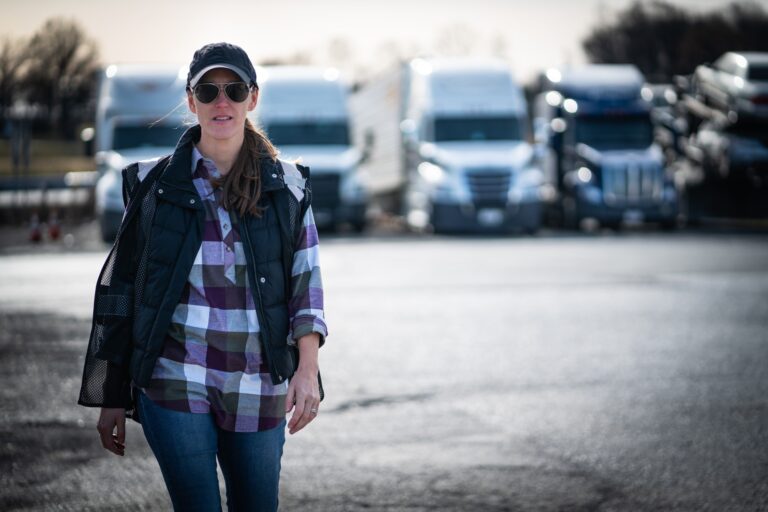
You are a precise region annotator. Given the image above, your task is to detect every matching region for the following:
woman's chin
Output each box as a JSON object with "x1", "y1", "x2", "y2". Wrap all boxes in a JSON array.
[{"x1": 202, "y1": 123, "x2": 240, "y2": 141}]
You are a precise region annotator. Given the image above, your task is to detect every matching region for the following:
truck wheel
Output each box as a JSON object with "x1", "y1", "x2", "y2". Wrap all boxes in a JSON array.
[
  {"x1": 562, "y1": 198, "x2": 580, "y2": 230},
  {"x1": 100, "y1": 228, "x2": 116, "y2": 243},
  {"x1": 660, "y1": 217, "x2": 678, "y2": 231},
  {"x1": 523, "y1": 225, "x2": 539, "y2": 236}
]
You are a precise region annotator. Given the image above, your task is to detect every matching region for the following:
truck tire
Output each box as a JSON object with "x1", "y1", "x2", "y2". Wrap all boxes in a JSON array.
[
  {"x1": 349, "y1": 221, "x2": 366, "y2": 233},
  {"x1": 562, "y1": 197, "x2": 580, "y2": 230}
]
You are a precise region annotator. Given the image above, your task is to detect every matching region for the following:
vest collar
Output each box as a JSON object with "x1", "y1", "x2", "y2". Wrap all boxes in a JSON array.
[{"x1": 160, "y1": 124, "x2": 284, "y2": 193}]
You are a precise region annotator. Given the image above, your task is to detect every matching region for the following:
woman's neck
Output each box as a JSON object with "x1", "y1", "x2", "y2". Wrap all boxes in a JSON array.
[{"x1": 195, "y1": 132, "x2": 244, "y2": 176}]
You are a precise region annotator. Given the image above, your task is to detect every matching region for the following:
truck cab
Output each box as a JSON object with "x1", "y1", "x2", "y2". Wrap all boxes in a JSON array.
[
  {"x1": 251, "y1": 66, "x2": 367, "y2": 231},
  {"x1": 534, "y1": 65, "x2": 678, "y2": 229},
  {"x1": 94, "y1": 64, "x2": 187, "y2": 241},
  {"x1": 401, "y1": 58, "x2": 547, "y2": 234}
]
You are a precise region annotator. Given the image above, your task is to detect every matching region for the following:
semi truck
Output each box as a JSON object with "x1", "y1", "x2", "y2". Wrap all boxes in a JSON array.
[
  {"x1": 533, "y1": 65, "x2": 678, "y2": 229},
  {"x1": 351, "y1": 57, "x2": 548, "y2": 234},
  {"x1": 93, "y1": 63, "x2": 187, "y2": 241},
  {"x1": 250, "y1": 66, "x2": 367, "y2": 231}
]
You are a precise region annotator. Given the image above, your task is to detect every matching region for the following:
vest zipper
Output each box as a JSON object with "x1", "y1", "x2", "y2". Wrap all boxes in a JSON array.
[{"x1": 238, "y1": 213, "x2": 281, "y2": 382}]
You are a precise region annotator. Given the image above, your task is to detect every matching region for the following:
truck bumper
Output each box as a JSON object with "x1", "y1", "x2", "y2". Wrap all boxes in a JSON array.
[
  {"x1": 576, "y1": 199, "x2": 677, "y2": 225},
  {"x1": 312, "y1": 202, "x2": 367, "y2": 229},
  {"x1": 99, "y1": 209, "x2": 124, "y2": 242},
  {"x1": 431, "y1": 201, "x2": 542, "y2": 234}
]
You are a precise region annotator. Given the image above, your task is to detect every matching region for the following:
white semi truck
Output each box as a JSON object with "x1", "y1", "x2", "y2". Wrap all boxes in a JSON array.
[
  {"x1": 351, "y1": 57, "x2": 548, "y2": 234},
  {"x1": 250, "y1": 66, "x2": 367, "y2": 231},
  {"x1": 94, "y1": 64, "x2": 187, "y2": 241}
]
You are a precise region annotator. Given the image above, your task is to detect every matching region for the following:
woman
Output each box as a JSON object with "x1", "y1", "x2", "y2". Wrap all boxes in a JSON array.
[{"x1": 77, "y1": 42, "x2": 327, "y2": 511}]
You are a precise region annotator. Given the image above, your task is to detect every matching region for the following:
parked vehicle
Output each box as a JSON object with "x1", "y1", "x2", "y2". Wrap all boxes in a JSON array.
[
  {"x1": 647, "y1": 83, "x2": 688, "y2": 163},
  {"x1": 352, "y1": 57, "x2": 548, "y2": 234},
  {"x1": 94, "y1": 63, "x2": 187, "y2": 241},
  {"x1": 686, "y1": 119, "x2": 768, "y2": 179},
  {"x1": 692, "y1": 52, "x2": 768, "y2": 120},
  {"x1": 533, "y1": 65, "x2": 678, "y2": 229},
  {"x1": 676, "y1": 70, "x2": 768, "y2": 179},
  {"x1": 250, "y1": 66, "x2": 366, "y2": 231}
]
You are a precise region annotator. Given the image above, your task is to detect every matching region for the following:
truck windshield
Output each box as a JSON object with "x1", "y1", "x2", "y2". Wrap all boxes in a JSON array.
[
  {"x1": 264, "y1": 122, "x2": 349, "y2": 146},
  {"x1": 113, "y1": 125, "x2": 182, "y2": 150},
  {"x1": 574, "y1": 115, "x2": 653, "y2": 150},
  {"x1": 748, "y1": 66, "x2": 768, "y2": 81},
  {"x1": 432, "y1": 116, "x2": 523, "y2": 142}
]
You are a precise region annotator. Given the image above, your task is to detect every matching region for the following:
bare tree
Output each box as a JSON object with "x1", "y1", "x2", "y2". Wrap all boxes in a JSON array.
[
  {"x1": 0, "y1": 37, "x2": 27, "y2": 127},
  {"x1": 583, "y1": 1, "x2": 768, "y2": 82},
  {"x1": 23, "y1": 17, "x2": 100, "y2": 137}
]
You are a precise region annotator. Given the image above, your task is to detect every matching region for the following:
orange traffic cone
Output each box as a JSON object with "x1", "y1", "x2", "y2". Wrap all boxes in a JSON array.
[
  {"x1": 48, "y1": 211, "x2": 61, "y2": 240},
  {"x1": 29, "y1": 214, "x2": 42, "y2": 243}
]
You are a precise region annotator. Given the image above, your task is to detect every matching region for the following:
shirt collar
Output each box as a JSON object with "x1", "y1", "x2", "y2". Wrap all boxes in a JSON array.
[
  {"x1": 186, "y1": 139, "x2": 285, "y2": 193},
  {"x1": 191, "y1": 145, "x2": 222, "y2": 179}
]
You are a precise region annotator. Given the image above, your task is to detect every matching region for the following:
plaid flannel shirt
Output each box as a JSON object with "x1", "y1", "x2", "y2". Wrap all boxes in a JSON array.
[{"x1": 136, "y1": 147, "x2": 327, "y2": 432}]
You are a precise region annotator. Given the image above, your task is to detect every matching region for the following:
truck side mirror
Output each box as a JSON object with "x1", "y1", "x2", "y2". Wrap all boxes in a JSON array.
[
  {"x1": 400, "y1": 119, "x2": 418, "y2": 147},
  {"x1": 81, "y1": 127, "x2": 95, "y2": 157}
]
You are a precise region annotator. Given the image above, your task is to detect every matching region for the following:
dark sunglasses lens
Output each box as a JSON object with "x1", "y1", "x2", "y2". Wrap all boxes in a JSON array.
[
  {"x1": 195, "y1": 83, "x2": 219, "y2": 103},
  {"x1": 225, "y1": 83, "x2": 249, "y2": 102}
]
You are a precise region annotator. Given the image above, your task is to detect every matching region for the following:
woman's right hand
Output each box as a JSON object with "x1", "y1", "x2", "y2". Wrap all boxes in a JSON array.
[{"x1": 97, "y1": 407, "x2": 126, "y2": 456}]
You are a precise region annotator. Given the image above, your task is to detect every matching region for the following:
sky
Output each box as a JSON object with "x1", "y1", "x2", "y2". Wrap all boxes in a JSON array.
[{"x1": 1, "y1": 0, "x2": 761, "y2": 84}]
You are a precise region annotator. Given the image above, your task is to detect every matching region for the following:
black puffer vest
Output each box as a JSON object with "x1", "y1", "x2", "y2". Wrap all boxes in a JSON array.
[
  {"x1": 129, "y1": 129, "x2": 298, "y2": 387},
  {"x1": 77, "y1": 125, "x2": 311, "y2": 417}
]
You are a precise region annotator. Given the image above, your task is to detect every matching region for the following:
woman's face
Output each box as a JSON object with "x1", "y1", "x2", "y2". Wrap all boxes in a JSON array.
[{"x1": 187, "y1": 67, "x2": 258, "y2": 142}]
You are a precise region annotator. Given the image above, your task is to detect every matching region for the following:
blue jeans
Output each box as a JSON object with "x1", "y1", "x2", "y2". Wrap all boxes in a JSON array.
[{"x1": 136, "y1": 389, "x2": 285, "y2": 511}]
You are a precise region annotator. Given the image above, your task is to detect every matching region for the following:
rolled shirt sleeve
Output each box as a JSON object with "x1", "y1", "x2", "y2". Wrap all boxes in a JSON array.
[{"x1": 288, "y1": 205, "x2": 328, "y2": 346}]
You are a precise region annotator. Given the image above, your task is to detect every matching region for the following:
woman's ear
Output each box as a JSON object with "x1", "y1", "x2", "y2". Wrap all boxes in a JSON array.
[
  {"x1": 187, "y1": 90, "x2": 197, "y2": 114},
  {"x1": 247, "y1": 88, "x2": 259, "y2": 111}
]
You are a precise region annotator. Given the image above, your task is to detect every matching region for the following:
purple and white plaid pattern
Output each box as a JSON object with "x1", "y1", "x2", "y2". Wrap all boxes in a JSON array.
[{"x1": 137, "y1": 146, "x2": 327, "y2": 432}]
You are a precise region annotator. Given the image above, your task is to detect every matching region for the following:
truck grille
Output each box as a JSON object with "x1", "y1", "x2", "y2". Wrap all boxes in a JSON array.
[
  {"x1": 465, "y1": 169, "x2": 511, "y2": 207},
  {"x1": 309, "y1": 173, "x2": 341, "y2": 209},
  {"x1": 601, "y1": 164, "x2": 663, "y2": 204}
]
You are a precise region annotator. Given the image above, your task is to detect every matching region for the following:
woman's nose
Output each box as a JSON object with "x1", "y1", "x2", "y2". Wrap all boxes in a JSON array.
[{"x1": 214, "y1": 87, "x2": 229, "y2": 105}]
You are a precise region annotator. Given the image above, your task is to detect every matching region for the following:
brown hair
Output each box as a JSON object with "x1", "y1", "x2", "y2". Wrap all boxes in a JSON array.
[{"x1": 211, "y1": 118, "x2": 279, "y2": 217}]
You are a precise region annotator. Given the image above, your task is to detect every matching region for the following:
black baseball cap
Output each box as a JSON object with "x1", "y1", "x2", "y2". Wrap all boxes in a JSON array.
[{"x1": 187, "y1": 42, "x2": 258, "y2": 89}]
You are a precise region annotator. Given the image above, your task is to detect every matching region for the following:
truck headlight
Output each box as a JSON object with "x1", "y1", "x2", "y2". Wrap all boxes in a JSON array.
[
  {"x1": 340, "y1": 172, "x2": 367, "y2": 202},
  {"x1": 511, "y1": 168, "x2": 545, "y2": 203},
  {"x1": 418, "y1": 162, "x2": 447, "y2": 184},
  {"x1": 577, "y1": 166, "x2": 594, "y2": 183},
  {"x1": 565, "y1": 165, "x2": 599, "y2": 188},
  {"x1": 515, "y1": 168, "x2": 544, "y2": 188}
]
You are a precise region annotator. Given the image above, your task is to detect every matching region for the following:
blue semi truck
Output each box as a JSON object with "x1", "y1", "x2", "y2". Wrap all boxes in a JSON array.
[{"x1": 533, "y1": 65, "x2": 679, "y2": 229}]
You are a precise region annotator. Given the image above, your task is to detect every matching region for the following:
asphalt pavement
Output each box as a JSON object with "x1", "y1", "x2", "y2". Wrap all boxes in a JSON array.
[{"x1": 1, "y1": 227, "x2": 767, "y2": 511}]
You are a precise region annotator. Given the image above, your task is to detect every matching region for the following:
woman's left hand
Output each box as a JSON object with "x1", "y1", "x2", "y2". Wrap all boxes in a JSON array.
[{"x1": 285, "y1": 333, "x2": 321, "y2": 434}]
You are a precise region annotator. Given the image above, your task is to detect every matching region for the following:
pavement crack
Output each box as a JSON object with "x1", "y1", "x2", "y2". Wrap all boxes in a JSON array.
[{"x1": 327, "y1": 392, "x2": 434, "y2": 413}]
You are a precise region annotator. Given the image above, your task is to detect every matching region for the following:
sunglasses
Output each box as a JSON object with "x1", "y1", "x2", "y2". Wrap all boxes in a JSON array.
[{"x1": 192, "y1": 82, "x2": 251, "y2": 104}]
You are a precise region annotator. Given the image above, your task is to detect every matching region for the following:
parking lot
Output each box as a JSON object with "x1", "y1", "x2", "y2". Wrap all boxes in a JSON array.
[{"x1": 1, "y1": 226, "x2": 767, "y2": 511}]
